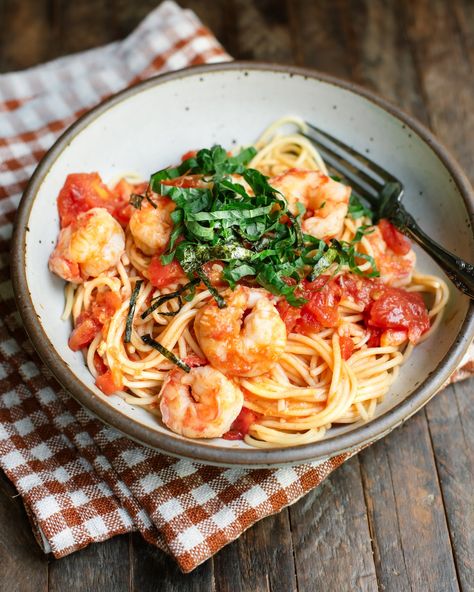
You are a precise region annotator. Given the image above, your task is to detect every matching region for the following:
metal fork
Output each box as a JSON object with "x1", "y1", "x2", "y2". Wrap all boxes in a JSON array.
[{"x1": 304, "y1": 122, "x2": 474, "y2": 299}]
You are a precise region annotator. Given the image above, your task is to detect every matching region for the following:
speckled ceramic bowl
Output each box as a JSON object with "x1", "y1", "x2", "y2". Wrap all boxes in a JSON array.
[{"x1": 11, "y1": 62, "x2": 474, "y2": 467}]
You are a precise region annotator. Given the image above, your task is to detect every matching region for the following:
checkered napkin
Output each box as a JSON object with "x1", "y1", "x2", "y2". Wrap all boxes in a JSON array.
[{"x1": 0, "y1": 1, "x2": 471, "y2": 573}]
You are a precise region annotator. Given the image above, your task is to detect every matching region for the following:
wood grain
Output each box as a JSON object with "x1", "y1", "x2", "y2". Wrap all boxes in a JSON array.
[
  {"x1": 49, "y1": 535, "x2": 130, "y2": 592},
  {"x1": 130, "y1": 532, "x2": 214, "y2": 592},
  {"x1": 289, "y1": 457, "x2": 378, "y2": 592},
  {"x1": 0, "y1": 473, "x2": 48, "y2": 592},
  {"x1": 213, "y1": 508, "x2": 297, "y2": 592},
  {"x1": 426, "y1": 382, "x2": 474, "y2": 592}
]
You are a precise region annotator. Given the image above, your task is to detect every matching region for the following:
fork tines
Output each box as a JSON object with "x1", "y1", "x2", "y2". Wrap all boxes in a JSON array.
[{"x1": 303, "y1": 122, "x2": 401, "y2": 201}]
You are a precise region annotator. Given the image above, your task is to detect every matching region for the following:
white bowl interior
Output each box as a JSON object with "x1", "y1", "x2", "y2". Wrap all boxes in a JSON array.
[{"x1": 24, "y1": 68, "x2": 473, "y2": 451}]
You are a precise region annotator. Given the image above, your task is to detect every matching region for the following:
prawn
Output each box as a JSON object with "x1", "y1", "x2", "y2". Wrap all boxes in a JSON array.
[
  {"x1": 365, "y1": 225, "x2": 416, "y2": 286},
  {"x1": 159, "y1": 365, "x2": 244, "y2": 438},
  {"x1": 49, "y1": 207, "x2": 125, "y2": 283},
  {"x1": 194, "y1": 286, "x2": 287, "y2": 377},
  {"x1": 269, "y1": 169, "x2": 351, "y2": 240},
  {"x1": 129, "y1": 198, "x2": 175, "y2": 256}
]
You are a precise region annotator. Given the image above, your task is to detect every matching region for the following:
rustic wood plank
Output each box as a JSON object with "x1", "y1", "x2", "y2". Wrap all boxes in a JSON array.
[
  {"x1": 359, "y1": 442, "x2": 411, "y2": 592},
  {"x1": 453, "y1": 0, "x2": 474, "y2": 71},
  {"x1": 404, "y1": 0, "x2": 474, "y2": 175},
  {"x1": 368, "y1": 412, "x2": 459, "y2": 591},
  {"x1": 287, "y1": 0, "x2": 356, "y2": 78},
  {"x1": 49, "y1": 535, "x2": 130, "y2": 592},
  {"x1": 213, "y1": 508, "x2": 297, "y2": 592},
  {"x1": 0, "y1": 473, "x2": 48, "y2": 592},
  {"x1": 55, "y1": 0, "x2": 115, "y2": 56},
  {"x1": 130, "y1": 532, "x2": 213, "y2": 591},
  {"x1": 289, "y1": 456, "x2": 378, "y2": 592},
  {"x1": 425, "y1": 381, "x2": 474, "y2": 592},
  {"x1": 1, "y1": 0, "x2": 55, "y2": 70}
]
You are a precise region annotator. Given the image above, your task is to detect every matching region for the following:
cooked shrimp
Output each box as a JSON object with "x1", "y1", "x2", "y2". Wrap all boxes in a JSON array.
[
  {"x1": 365, "y1": 225, "x2": 416, "y2": 286},
  {"x1": 49, "y1": 207, "x2": 125, "y2": 283},
  {"x1": 160, "y1": 365, "x2": 244, "y2": 438},
  {"x1": 129, "y1": 198, "x2": 175, "y2": 255},
  {"x1": 194, "y1": 286, "x2": 287, "y2": 377},
  {"x1": 270, "y1": 169, "x2": 351, "y2": 240}
]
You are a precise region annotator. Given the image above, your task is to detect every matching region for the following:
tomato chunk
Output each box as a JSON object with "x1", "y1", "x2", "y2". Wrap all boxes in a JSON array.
[
  {"x1": 181, "y1": 150, "x2": 198, "y2": 161},
  {"x1": 68, "y1": 313, "x2": 101, "y2": 351},
  {"x1": 339, "y1": 335, "x2": 355, "y2": 360},
  {"x1": 112, "y1": 179, "x2": 148, "y2": 226},
  {"x1": 91, "y1": 291, "x2": 122, "y2": 323},
  {"x1": 336, "y1": 274, "x2": 378, "y2": 309},
  {"x1": 57, "y1": 173, "x2": 114, "y2": 227},
  {"x1": 366, "y1": 287, "x2": 430, "y2": 343},
  {"x1": 223, "y1": 407, "x2": 260, "y2": 440},
  {"x1": 276, "y1": 299, "x2": 302, "y2": 334},
  {"x1": 148, "y1": 257, "x2": 186, "y2": 288},
  {"x1": 68, "y1": 290, "x2": 121, "y2": 352},
  {"x1": 95, "y1": 370, "x2": 122, "y2": 396},
  {"x1": 378, "y1": 219, "x2": 411, "y2": 256}
]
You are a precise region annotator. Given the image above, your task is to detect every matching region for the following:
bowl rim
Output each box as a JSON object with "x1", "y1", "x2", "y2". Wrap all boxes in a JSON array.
[{"x1": 11, "y1": 61, "x2": 474, "y2": 467}]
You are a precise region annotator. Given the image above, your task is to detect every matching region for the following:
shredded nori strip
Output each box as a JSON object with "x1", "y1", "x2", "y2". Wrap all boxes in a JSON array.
[
  {"x1": 196, "y1": 267, "x2": 226, "y2": 308},
  {"x1": 129, "y1": 193, "x2": 144, "y2": 209},
  {"x1": 124, "y1": 280, "x2": 143, "y2": 343},
  {"x1": 141, "y1": 334, "x2": 190, "y2": 372},
  {"x1": 140, "y1": 278, "x2": 199, "y2": 320}
]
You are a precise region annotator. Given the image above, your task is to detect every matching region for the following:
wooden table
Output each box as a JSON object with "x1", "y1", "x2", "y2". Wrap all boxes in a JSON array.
[{"x1": 1, "y1": 1, "x2": 473, "y2": 590}]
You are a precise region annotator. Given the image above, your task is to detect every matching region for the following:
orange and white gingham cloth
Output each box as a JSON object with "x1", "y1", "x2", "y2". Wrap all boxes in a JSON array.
[{"x1": 0, "y1": 1, "x2": 471, "y2": 573}]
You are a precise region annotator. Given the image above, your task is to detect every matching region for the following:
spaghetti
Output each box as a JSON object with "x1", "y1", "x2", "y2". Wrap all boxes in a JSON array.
[{"x1": 50, "y1": 117, "x2": 449, "y2": 448}]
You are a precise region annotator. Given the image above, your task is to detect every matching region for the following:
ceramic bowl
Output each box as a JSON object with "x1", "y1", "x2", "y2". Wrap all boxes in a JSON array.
[{"x1": 12, "y1": 62, "x2": 474, "y2": 467}]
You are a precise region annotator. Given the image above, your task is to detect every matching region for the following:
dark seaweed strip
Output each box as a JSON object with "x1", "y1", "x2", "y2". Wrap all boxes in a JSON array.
[
  {"x1": 196, "y1": 268, "x2": 226, "y2": 308},
  {"x1": 141, "y1": 334, "x2": 190, "y2": 373},
  {"x1": 140, "y1": 278, "x2": 199, "y2": 319},
  {"x1": 124, "y1": 280, "x2": 143, "y2": 343}
]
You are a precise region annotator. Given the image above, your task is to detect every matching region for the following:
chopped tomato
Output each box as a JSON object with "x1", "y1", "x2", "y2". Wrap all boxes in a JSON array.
[
  {"x1": 277, "y1": 300, "x2": 302, "y2": 334},
  {"x1": 366, "y1": 287, "x2": 430, "y2": 343},
  {"x1": 91, "y1": 291, "x2": 122, "y2": 324},
  {"x1": 367, "y1": 327, "x2": 382, "y2": 348},
  {"x1": 112, "y1": 179, "x2": 148, "y2": 226},
  {"x1": 68, "y1": 290, "x2": 121, "y2": 352},
  {"x1": 223, "y1": 408, "x2": 260, "y2": 440},
  {"x1": 339, "y1": 335, "x2": 355, "y2": 360},
  {"x1": 378, "y1": 219, "x2": 411, "y2": 256},
  {"x1": 93, "y1": 353, "x2": 108, "y2": 375},
  {"x1": 68, "y1": 313, "x2": 101, "y2": 351},
  {"x1": 148, "y1": 257, "x2": 186, "y2": 289},
  {"x1": 95, "y1": 370, "x2": 121, "y2": 396},
  {"x1": 276, "y1": 276, "x2": 342, "y2": 335},
  {"x1": 336, "y1": 274, "x2": 378, "y2": 309},
  {"x1": 57, "y1": 173, "x2": 114, "y2": 227},
  {"x1": 293, "y1": 277, "x2": 342, "y2": 334},
  {"x1": 181, "y1": 150, "x2": 198, "y2": 161}
]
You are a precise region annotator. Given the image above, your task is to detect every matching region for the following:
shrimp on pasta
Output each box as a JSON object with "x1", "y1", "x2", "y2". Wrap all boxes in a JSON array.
[{"x1": 48, "y1": 116, "x2": 448, "y2": 447}]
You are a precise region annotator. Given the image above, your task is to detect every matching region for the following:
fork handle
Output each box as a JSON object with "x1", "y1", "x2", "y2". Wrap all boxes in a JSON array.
[{"x1": 401, "y1": 212, "x2": 474, "y2": 299}]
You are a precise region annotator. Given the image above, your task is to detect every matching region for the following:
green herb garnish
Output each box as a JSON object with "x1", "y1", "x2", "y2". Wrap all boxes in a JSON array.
[
  {"x1": 141, "y1": 334, "x2": 190, "y2": 372},
  {"x1": 124, "y1": 280, "x2": 143, "y2": 343},
  {"x1": 348, "y1": 192, "x2": 373, "y2": 220},
  {"x1": 144, "y1": 145, "x2": 378, "y2": 306}
]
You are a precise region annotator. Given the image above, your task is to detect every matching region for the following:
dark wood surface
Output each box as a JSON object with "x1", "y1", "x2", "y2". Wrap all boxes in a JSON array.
[{"x1": 1, "y1": 1, "x2": 473, "y2": 590}]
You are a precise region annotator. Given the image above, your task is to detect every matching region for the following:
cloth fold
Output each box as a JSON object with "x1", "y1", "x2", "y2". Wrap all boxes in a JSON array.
[{"x1": 0, "y1": 1, "x2": 471, "y2": 573}]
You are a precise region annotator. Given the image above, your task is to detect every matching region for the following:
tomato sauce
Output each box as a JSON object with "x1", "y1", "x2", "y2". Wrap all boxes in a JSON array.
[
  {"x1": 276, "y1": 273, "x2": 430, "y2": 346},
  {"x1": 223, "y1": 407, "x2": 261, "y2": 440},
  {"x1": 148, "y1": 258, "x2": 186, "y2": 288}
]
